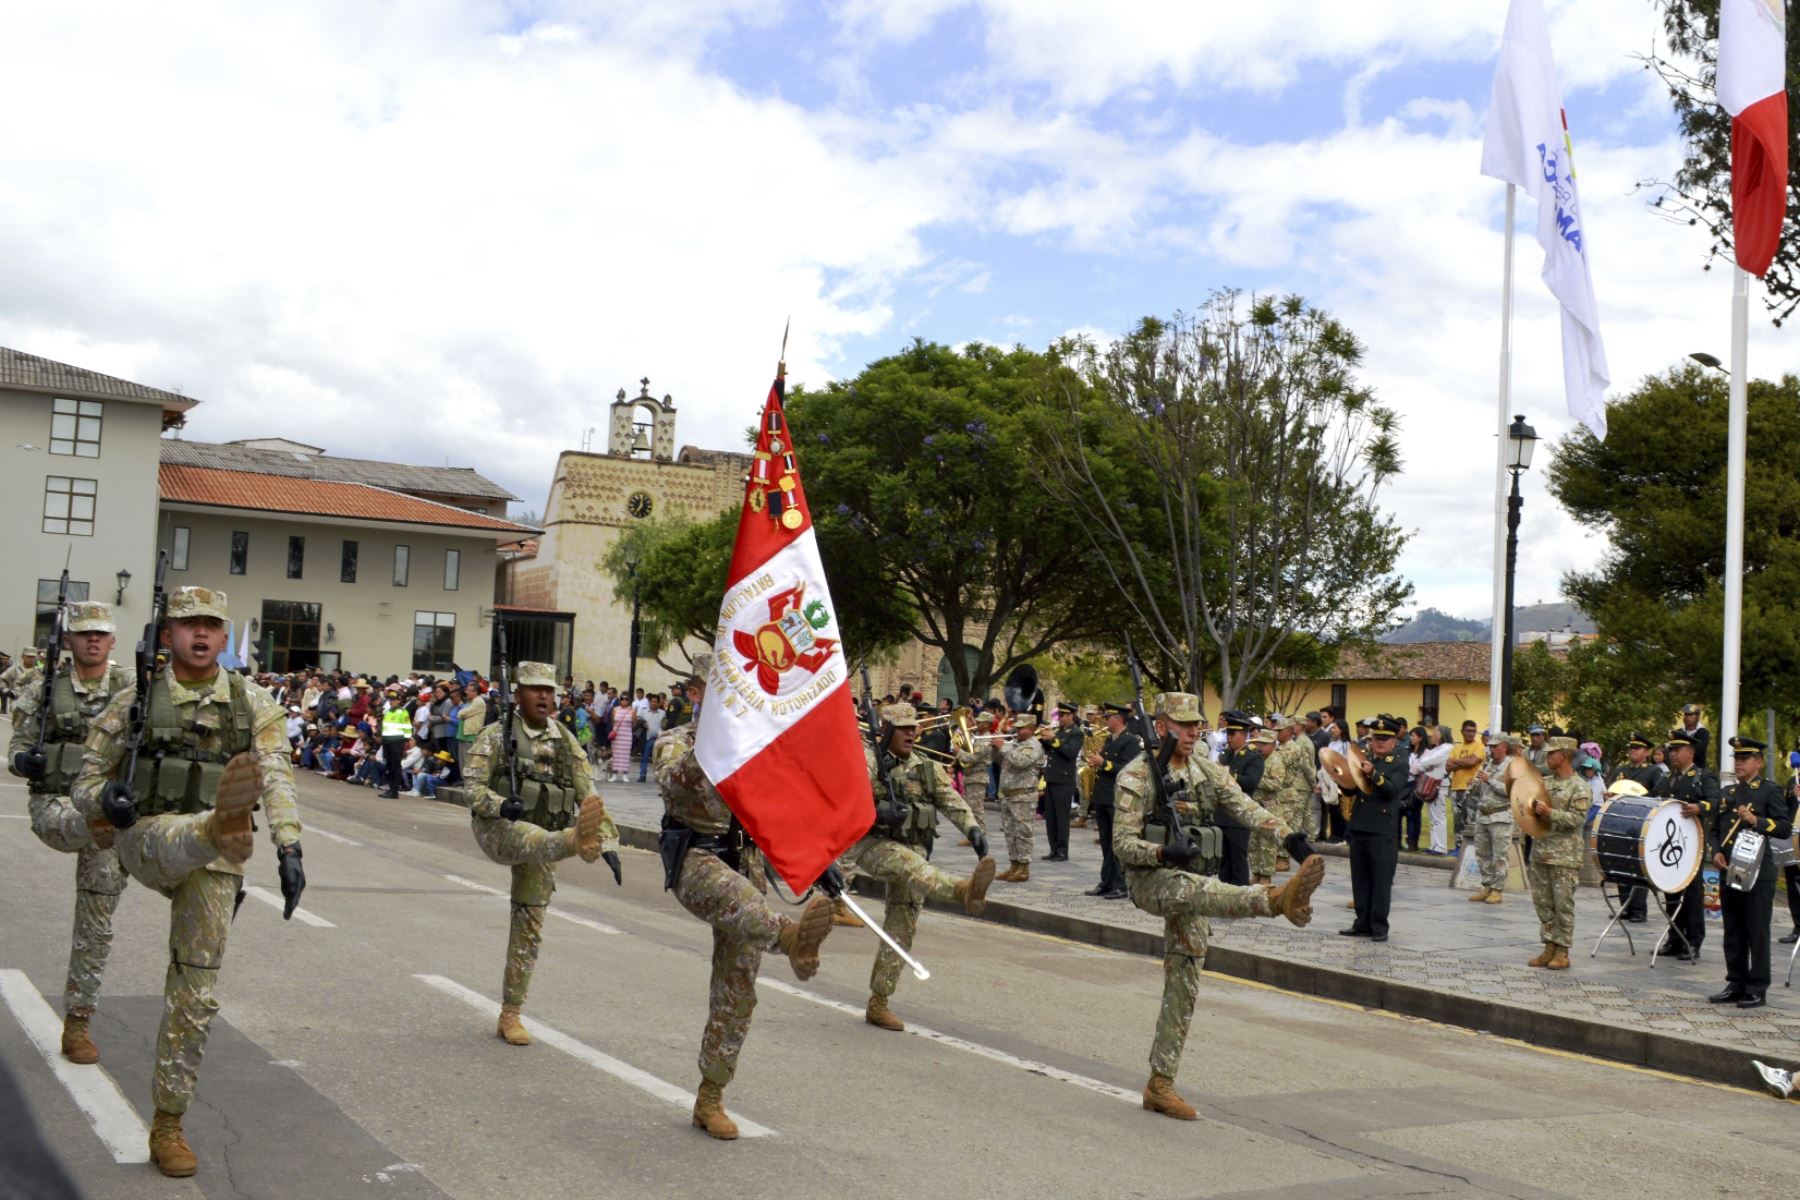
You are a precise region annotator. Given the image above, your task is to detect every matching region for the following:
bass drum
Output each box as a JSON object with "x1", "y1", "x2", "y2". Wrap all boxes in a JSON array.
[{"x1": 1588, "y1": 796, "x2": 1701, "y2": 894}]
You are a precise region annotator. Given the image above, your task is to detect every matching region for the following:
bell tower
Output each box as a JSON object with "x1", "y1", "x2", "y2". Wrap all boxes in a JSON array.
[{"x1": 607, "y1": 377, "x2": 677, "y2": 462}]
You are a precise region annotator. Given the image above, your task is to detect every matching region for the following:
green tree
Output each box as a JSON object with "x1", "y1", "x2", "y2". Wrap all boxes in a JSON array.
[
  {"x1": 1042, "y1": 648, "x2": 1132, "y2": 706},
  {"x1": 1643, "y1": 0, "x2": 1800, "y2": 323},
  {"x1": 784, "y1": 340, "x2": 1118, "y2": 697}
]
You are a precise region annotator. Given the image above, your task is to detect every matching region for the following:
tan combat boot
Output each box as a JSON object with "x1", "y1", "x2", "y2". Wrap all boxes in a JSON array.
[
  {"x1": 496, "y1": 1003, "x2": 531, "y2": 1045},
  {"x1": 692, "y1": 1080, "x2": 738, "y2": 1140},
  {"x1": 1276, "y1": 857, "x2": 1290, "y2": 872},
  {"x1": 1467, "y1": 887, "x2": 1491, "y2": 902},
  {"x1": 61, "y1": 1009, "x2": 98, "y2": 1065},
  {"x1": 1142, "y1": 1074, "x2": 1198, "y2": 1121},
  {"x1": 1545, "y1": 946, "x2": 1570, "y2": 971},
  {"x1": 1484, "y1": 890, "x2": 1504, "y2": 904},
  {"x1": 149, "y1": 1110, "x2": 197, "y2": 1178},
  {"x1": 957, "y1": 837, "x2": 971, "y2": 847},
  {"x1": 778, "y1": 893, "x2": 833, "y2": 981},
  {"x1": 1072, "y1": 815, "x2": 1088, "y2": 829},
  {"x1": 1267, "y1": 855, "x2": 1326, "y2": 927},
  {"x1": 955, "y1": 857, "x2": 997, "y2": 916},
  {"x1": 206, "y1": 753, "x2": 261, "y2": 866},
  {"x1": 830, "y1": 898, "x2": 862, "y2": 928},
  {"x1": 996, "y1": 860, "x2": 1029, "y2": 883},
  {"x1": 1252, "y1": 874, "x2": 1272, "y2": 886},
  {"x1": 573, "y1": 796, "x2": 605, "y2": 863},
  {"x1": 1527, "y1": 944, "x2": 1553, "y2": 968},
  {"x1": 865, "y1": 994, "x2": 904, "y2": 1032}
]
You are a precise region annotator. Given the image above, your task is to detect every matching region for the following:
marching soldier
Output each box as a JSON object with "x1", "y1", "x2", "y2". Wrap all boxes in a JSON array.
[
  {"x1": 1466, "y1": 732, "x2": 1516, "y2": 904},
  {"x1": 1525, "y1": 736, "x2": 1587, "y2": 970},
  {"x1": 848, "y1": 704, "x2": 996, "y2": 1032},
  {"x1": 1113, "y1": 692, "x2": 1324, "y2": 1120},
  {"x1": 1654, "y1": 729, "x2": 1717, "y2": 962},
  {"x1": 72, "y1": 586, "x2": 306, "y2": 1177},
  {"x1": 1216, "y1": 712, "x2": 1256, "y2": 884},
  {"x1": 1607, "y1": 733, "x2": 1662, "y2": 921},
  {"x1": 0, "y1": 644, "x2": 42, "y2": 703},
  {"x1": 1340, "y1": 714, "x2": 1408, "y2": 942},
  {"x1": 1709, "y1": 736, "x2": 1792, "y2": 1009},
  {"x1": 1247, "y1": 728, "x2": 1287, "y2": 884},
  {"x1": 1039, "y1": 702, "x2": 1083, "y2": 861},
  {"x1": 652, "y1": 656, "x2": 833, "y2": 1139},
  {"x1": 1084, "y1": 704, "x2": 1140, "y2": 898},
  {"x1": 991, "y1": 712, "x2": 1045, "y2": 882},
  {"x1": 7, "y1": 602, "x2": 132, "y2": 1065},
  {"x1": 1274, "y1": 716, "x2": 1317, "y2": 871},
  {"x1": 460, "y1": 660, "x2": 619, "y2": 1047}
]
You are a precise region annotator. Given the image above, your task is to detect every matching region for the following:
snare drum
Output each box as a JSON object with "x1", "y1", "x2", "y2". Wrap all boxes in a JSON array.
[
  {"x1": 1588, "y1": 796, "x2": 1702, "y2": 894},
  {"x1": 1771, "y1": 834, "x2": 1798, "y2": 871},
  {"x1": 1728, "y1": 830, "x2": 1767, "y2": 892}
]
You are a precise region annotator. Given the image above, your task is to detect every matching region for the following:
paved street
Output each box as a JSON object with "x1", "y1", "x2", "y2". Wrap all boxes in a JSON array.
[{"x1": 3, "y1": 770, "x2": 1799, "y2": 1200}]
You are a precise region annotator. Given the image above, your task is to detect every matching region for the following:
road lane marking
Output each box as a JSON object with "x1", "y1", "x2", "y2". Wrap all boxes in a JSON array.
[
  {"x1": 242, "y1": 885, "x2": 336, "y2": 927},
  {"x1": 413, "y1": 974, "x2": 775, "y2": 1137},
  {"x1": 757, "y1": 977, "x2": 1139, "y2": 1104},
  {"x1": 0, "y1": 812, "x2": 29, "y2": 817},
  {"x1": 305, "y1": 825, "x2": 362, "y2": 847},
  {"x1": 443, "y1": 874, "x2": 619, "y2": 934},
  {"x1": 0, "y1": 969, "x2": 149, "y2": 1162}
]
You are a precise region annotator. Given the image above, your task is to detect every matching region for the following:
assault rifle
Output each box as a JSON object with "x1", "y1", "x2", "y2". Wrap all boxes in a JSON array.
[
  {"x1": 102, "y1": 551, "x2": 169, "y2": 829},
  {"x1": 1122, "y1": 632, "x2": 1195, "y2": 866},
  {"x1": 859, "y1": 666, "x2": 905, "y2": 831},
  {"x1": 10, "y1": 565, "x2": 70, "y2": 782},
  {"x1": 494, "y1": 617, "x2": 524, "y2": 821}
]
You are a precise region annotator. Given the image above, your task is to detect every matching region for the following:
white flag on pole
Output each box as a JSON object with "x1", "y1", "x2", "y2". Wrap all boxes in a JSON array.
[{"x1": 1480, "y1": 0, "x2": 1610, "y2": 439}]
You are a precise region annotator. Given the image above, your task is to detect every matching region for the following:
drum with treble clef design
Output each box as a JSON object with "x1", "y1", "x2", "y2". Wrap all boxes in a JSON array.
[{"x1": 1587, "y1": 796, "x2": 1702, "y2": 895}]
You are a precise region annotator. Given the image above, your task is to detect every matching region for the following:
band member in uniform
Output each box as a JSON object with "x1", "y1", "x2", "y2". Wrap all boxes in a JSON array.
[
  {"x1": 1466, "y1": 731, "x2": 1517, "y2": 903},
  {"x1": 1085, "y1": 704, "x2": 1139, "y2": 898},
  {"x1": 1247, "y1": 728, "x2": 1287, "y2": 884},
  {"x1": 1340, "y1": 714, "x2": 1407, "y2": 942},
  {"x1": 1607, "y1": 732, "x2": 1662, "y2": 921},
  {"x1": 1655, "y1": 730, "x2": 1717, "y2": 962},
  {"x1": 1526, "y1": 736, "x2": 1587, "y2": 970},
  {"x1": 991, "y1": 713, "x2": 1045, "y2": 882},
  {"x1": 1216, "y1": 712, "x2": 1256, "y2": 885},
  {"x1": 1039, "y1": 702, "x2": 1083, "y2": 862},
  {"x1": 1709, "y1": 736, "x2": 1792, "y2": 1009}
]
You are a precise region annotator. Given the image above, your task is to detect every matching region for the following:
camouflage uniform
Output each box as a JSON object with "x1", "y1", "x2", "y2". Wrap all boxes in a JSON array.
[
  {"x1": 0, "y1": 655, "x2": 41, "y2": 700},
  {"x1": 1113, "y1": 695, "x2": 1297, "y2": 1083},
  {"x1": 461, "y1": 663, "x2": 618, "y2": 1011},
  {"x1": 1247, "y1": 735, "x2": 1288, "y2": 878},
  {"x1": 990, "y1": 729, "x2": 1045, "y2": 865},
  {"x1": 1470, "y1": 752, "x2": 1516, "y2": 893},
  {"x1": 71, "y1": 590, "x2": 302, "y2": 1118},
  {"x1": 1276, "y1": 729, "x2": 1317, "y2": 848},
  {"x1": 1528, "y1": 765, "x2": 1588, "y2": 951}
]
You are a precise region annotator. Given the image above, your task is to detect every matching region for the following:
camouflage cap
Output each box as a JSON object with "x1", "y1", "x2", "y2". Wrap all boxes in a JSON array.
[
  {"x1": 1546, "y1": 736, "x2": 1579, "y2": 754},
  {"x1": 1251, "y1": 728, "x2": 1277, "y2": 746},
  {"x1": 65, "y1": 601, "x2": 115, "y2": 634},
  {"x1": 688, "y1": 651, "x2": 713, "y2": 685},
  {"x1": 881, "y1": 703, "x2": 920, "y2": 728},
  {"x1": 514, "y1": 661, "x2": 556, "y2": 689},
  {"x1": 1154, "y1": 692, "x2": 1203, "y2": 722},
  {"x1": 166, "y1": 586, "x2": 228, "y2": 621}
]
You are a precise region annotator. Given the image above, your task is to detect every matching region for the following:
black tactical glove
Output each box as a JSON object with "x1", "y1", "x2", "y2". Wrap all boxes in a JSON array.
[
  {"x1": 875, "y1": 798, "x2": 908, "y2": 828},
  {"x1": 11, "y1": 749, "x2": 46, "y2": 782},
  {"x1": 100, "y1": 781, "x2": 138, "y2": 830},
  {"x1": 969, "y1": 828, "x2": 989, "y2": 859},
  {"x1": 499, "y1": 794, "x2": 524, "y2": 821},
  {"x1": 1283, "y1": 832, "x2": 1317, "y2": 864},
  {"x1": 602, "y1": 850, "x2": 622, "y2": 886},
  {"x1": 1160, "y1": 838, "x2": 1202, "y2": 870},
  {"x1": 277, "y1": 843, "x2": 306, "y2": 920},
  {"x1": 817, "y1": 864, "x2": 846, "y2": 897}
]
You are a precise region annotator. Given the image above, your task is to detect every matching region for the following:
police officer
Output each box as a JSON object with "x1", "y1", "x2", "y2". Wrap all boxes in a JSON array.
[
  {"x1": 1084, "y1": 703, "x2": 1140, "y2": 898},
  {"x1": 1216, "y1": 712, "x2": 1257, "y2": 885},
  {"x1": 7, "y1": 602, "x2": 132, "y2": 1065},
  {"x1": 1340, "y1": 714, "x2": 1407, "y2": 942},
  {"x1": 1607, "y1": 732, "x2": 1662, "y2": 921},
  {"x1": 1039, "y1": 702, "x2": 1083, "y2": 861},
  {"x1": 1709, "y1": 736, "x2": 1792, "y2": 1009},
  {"x1": 1655, "y1": 729, "x2": 1717, "y2": 962}
]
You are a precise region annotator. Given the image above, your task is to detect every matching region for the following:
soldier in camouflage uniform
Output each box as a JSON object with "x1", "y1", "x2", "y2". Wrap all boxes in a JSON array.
[
  {"x1": 0, "y1": 644, "x2": 42, "y2": 702},
  {"x1": 72, "y1": 587, "x2": 306, "y2": 1178},
  {"x1": 1274, "y1": 716, "x2": 1317, "y2": 871},
  {"x1": 1113, "y1": 693, "x2": 1325, "y2": 1120},
  {"x1": 849, "y1": 704, "x2": 996, "y2": 1032},
  {"x1": 1247, "y1": 728, "x2": 1287, "y2": 883},
  {"x1": 1467, "y1": 732, "x2": 1517, "y2": 903},
  {"x1": 990, "y1": 712, "x2": 1045, "y2": 882},
  {"x1": 459, "y1": 660, "x2": 618, "y2": 1047},
  {"x1": 1525, "y1": 735, "x2": 1586, "y2": 970},
  {"x1": 7, "y1": 602, "x2": 133, "y2": 1065},
  {"x1": 653, "y1": 655, "x2": 833, "y2": 1140}
]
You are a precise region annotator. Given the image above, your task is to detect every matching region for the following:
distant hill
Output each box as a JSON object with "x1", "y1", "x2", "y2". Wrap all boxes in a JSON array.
[{"x1": 1381, "y1": 603, "x2": 1594, "y2": 644}]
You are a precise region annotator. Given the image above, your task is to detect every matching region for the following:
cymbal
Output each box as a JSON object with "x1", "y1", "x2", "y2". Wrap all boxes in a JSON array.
[
  {"x1": 1507, "y1": 756, "x2": 1550, "y2": 837},
  {"x1": 1319, "y1": 746, "x2": 1372, "y2": 796}
]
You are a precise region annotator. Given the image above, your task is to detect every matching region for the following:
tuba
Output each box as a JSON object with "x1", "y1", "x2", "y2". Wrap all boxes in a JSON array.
[{"x1": 1003, "y1": 664, "x2": 1042, "y2": 716}]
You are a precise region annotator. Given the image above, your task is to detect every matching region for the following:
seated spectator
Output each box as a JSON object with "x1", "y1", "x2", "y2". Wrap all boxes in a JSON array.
[
  {"x1": 400, "y1": 738, "x2": 426, "y2": 794},
  {"x1": 285, "y1": 706, "x2": 305, "y2": 747},
  {"x1": 413, "y1": 749, "x2": 454, "y2": 798}
]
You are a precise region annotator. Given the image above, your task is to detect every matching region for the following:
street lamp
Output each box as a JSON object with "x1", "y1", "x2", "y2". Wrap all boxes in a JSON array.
[
  {"x1": 1499, "y1": 414, "x2": 1538, "y2": 733},
  {"x1": 1689, "y1": 351, "x2": 1726, "y2": 373},
  {"x1": 623, "y1": 542, "x2": 642, "y2": 698},
  {"x1": 114, "y1": 568, "x2": 131, "y2": 605}
]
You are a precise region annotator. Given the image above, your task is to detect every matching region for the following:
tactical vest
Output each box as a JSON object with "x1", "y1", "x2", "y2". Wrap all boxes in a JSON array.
[
  {"x1": 878, "y1": 757, "x2": 940, "y2": 849},
  {"x1": 31, "y1": 666, "x2": 132, "y2": 795},
  {"x1": 131, "y1": 672, "x2": 258, "y2": 817},
  {"x1": 499, "y1": 723, "x2": 585, "y2": 831},
  {"x1": 1141, "y1": 761, "x2": 1225, "y2": 875}
]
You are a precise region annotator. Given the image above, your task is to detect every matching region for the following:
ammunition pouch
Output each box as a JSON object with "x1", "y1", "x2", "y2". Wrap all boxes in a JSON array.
[
  {"x1": 1145, "y1": 819, "x2": 1224, "y2": 876},
  {"x1": 129, "y1": 673, "x2": 255, "y2": 818}
]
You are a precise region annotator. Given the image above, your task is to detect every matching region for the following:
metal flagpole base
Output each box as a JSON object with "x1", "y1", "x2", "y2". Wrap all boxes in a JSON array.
[{"x1": 837, "y1": 893, "x2": 930, "y2": 981}]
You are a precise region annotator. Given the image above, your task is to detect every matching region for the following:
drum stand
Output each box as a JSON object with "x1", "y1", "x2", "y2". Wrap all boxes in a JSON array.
[
  {"x1": 1785, "y1": 930, "x2": 1800, "y2": 988},
  {"x1": 1649, "y1": 890, "x2": 1694, "y2": 968},
  {"x1": 1591, "y1": 883, "x2": 1693, "y2": 965},
  {"x1": 1590, "y1": 882, "x2": 1640, "y2": 957}
]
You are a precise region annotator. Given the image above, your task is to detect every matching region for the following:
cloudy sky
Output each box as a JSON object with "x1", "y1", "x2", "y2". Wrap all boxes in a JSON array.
[{"x1": 1, "y1": 1, "x2": 1782, "y2": 621}]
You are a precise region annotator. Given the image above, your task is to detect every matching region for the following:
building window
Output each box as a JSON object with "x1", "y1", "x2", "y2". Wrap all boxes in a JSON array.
[
  {"x1": 443, "y1": 548, "x2": 460, "y2": 591},
  {"x1": 286, "y1": 536, "x2": 305, "y2": 580},
  {"x1": 340, "y1": 540, "x2": 358, "y2": 583},
  {"x1": 1421, "y1": 684, "x2": 1440, "y2": 727},
  {"x1": 229, "y1": 531, "x2": 249, "y2": 575},
  {"x1": 1330, "y1": 684, "x2": 1347, "y2": 716},
  {"x1": 412, "y1": 611, "x2": 455, "y2": 671},
  {"x1": 261, "y1": 600, "x2": 322, "y2": 673},
  {"x1": 49, "y1": 397, "x2": 102, "y2": 458},
  {"x1": 393, "y1": 544, "x2": 410, "y2": 587},
  {"x1": 42, "y1": 476, "x2": 97, "y2": 536},
  {"x1": 171, "y1": 526, "x2": 191, "y2": 571},
  {"x1": 34, "y1": 578, "x2": 91, "y2": 644}
]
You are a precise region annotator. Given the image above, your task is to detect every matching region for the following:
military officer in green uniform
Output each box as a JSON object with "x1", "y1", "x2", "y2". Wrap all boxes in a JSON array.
[
  {"x1": 72, "y1": 586, "x2": 306, "y2": 1178},
  {"x1": 653, "y1": 654, "x2": 833, "y2": 1140},
  {"x1": 1274, "y1": 716, "x2": 1317, "y2": 872},
  {"x1": 990, "y1": 712, "x2": 1045, "y2": 882},
  {"x1": 1708, "y1": 736, "x2": 1793, "y2": 1009},
  {"x1": 0, "y1": 644, "x2": 42, "y2": 703},
  {"x1": 1247, "y1": 727, "x2": 1288, "y2": 883},
  {"x1": 1525, "y1": 735, "x2": 1587, "y2": 970},
  {"x1": 8, "y1": 602, "x2": 133, "y2": 1065},
  {"x1": 1340, "y1": 714, "x2": 1408, "y2": 941},
  {"x1": 848, "y1": 704, "x2": 996, "y2": 1032},
  {"x1": 1215, "y1": 712, "x2": 1257, "y2": 885},
  {"x1": 1654, "y1": 729, "x2": 1717, "y2": 961},
  {"x1": 1466, "y1": 731, "x2": 1517, "y2": 904},
  {"x1": 1113, "y1": 692, "x2": 1324, "y2": 1120},
  {"x1": 459, "y1": 660, "x2": 618, "y2": 1046}
]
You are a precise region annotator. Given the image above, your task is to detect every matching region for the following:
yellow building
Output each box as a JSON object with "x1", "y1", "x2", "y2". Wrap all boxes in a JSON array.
[{"x1": 1272, "y1": 641, "x2": 1492, "y2": 730}]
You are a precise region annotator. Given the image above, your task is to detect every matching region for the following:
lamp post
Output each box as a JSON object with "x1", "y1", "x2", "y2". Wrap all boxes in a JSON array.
[
  {"x1": 1499, "y1": 414, "x2": 1538, "y2": 732},
  {"x1": 623, "y1": 543, "x2": 642, "y2": 699}
]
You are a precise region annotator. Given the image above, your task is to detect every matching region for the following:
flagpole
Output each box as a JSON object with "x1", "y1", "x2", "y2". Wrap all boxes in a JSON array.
[
  {"x1": 1721, "y1": 265, "x2": 1750, "y2": 745},
  {"x1": 1487, "y1": 183, "x2": 1517, "y2": 734}
]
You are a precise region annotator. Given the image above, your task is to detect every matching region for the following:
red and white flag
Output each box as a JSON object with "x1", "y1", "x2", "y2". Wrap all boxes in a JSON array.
[
  {"x1": 694, "y1": 371, "x2": 872, "y2": 891},
  {"x1": 1718, "y1": 0, "x2": 1789, "y2": 278}
]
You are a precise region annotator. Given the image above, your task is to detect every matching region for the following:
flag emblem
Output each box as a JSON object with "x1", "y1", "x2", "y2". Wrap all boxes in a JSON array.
[{"x1": 731, "y1": 581, "x2": 838, "y2": 695}]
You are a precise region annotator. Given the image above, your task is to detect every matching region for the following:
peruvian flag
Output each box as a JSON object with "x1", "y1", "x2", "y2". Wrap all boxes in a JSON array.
[
  {"x1": 1719, "y1": 0, "x2": 1790, "y2": 278},
  {"x1": 693, "y1": 370, "x2": 872, "y2": 891}
]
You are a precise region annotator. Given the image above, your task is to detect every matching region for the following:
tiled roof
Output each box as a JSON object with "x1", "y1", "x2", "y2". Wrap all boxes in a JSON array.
[
  {"x1": 0, "y1": 345, "x2": 197, "y2": 410},
  {"x1": 1326, "y1": 641, "x2": 1492, "y2": 683},
  {"x1": 160, "y1": 439, "x2": 517, "y2": 501},
  {"x1": 160, "y1": 465, "x2": 538, "y2": 536}
]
